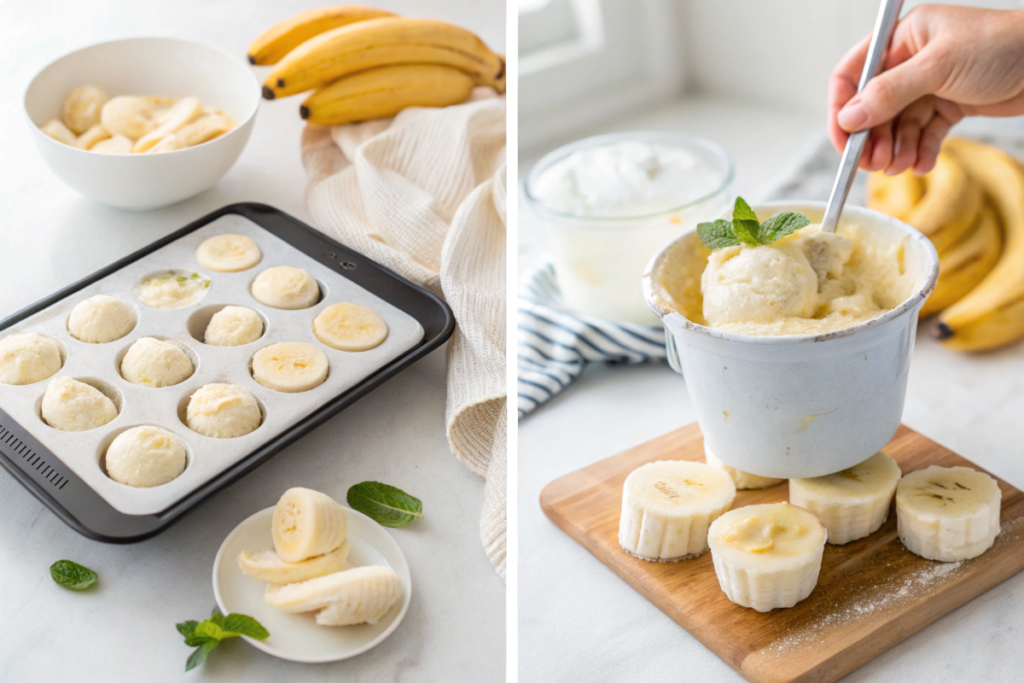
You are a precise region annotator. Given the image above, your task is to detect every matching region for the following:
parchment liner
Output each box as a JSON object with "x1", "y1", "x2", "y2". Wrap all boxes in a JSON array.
[{"x1": 0, "y1": 215, "x2": 424, "y2": 515}]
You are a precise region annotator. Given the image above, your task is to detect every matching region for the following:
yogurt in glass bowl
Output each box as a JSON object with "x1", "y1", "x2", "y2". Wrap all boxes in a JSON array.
[{"x1": 522, "y1": 131, "x2": 733, "y2": 324}]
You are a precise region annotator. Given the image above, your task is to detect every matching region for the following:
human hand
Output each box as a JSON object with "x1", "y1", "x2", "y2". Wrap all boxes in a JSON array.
[{"x1": 829, "y1": 4, "x2": 1024, "y2": 175}]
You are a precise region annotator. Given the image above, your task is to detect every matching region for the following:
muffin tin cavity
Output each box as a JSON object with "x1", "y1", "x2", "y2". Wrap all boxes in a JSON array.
[
  {"x1": 187, "y1": 304, "x2": 268, "y2": 346},
  {"x1": 134, "y1": 269, "x2": 211, "y2": 309}
]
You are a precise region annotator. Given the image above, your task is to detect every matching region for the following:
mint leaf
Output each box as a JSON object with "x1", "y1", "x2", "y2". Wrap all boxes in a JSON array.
[
  {"x1": 179, "y1": 612, "x2": 268, "y2": 671},
  {"x1": 195, "y1": 620, "x2": 227, "y2": 641},
  {"x1": 50, "y1": 560, "x2": 97, "y2": 590},
  {"x1": 697, "y1": 220, "x2": 739, "y2": 250},
  {"x1": 731, "y1": 218, "x2": 761, "y2": 245},
  {"x1": 348, "y1": 481, "x2": 423, "y2": 527},
  {"x1": 223, "y1": 614, "x2": 270, "y2": 639},
  {"x1": 176, "y1": 621, "x2": 199, "y2": 639},
  {"x1": 758, "y1": 212, "x2": 810, "y2": 243},
  {"x1": 185, "y1": 640, "x2": 218, "y2": 672}
]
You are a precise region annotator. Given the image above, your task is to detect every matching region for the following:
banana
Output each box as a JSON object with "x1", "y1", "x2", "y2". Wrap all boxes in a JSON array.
[
  {"x1": 272, "y1": 487, "x2": 348, "y2": 562},
  {"x1": 789, "y1": 452, "x2": 901, "y2": 545},
  {"x1": 62, "y1": 85, "x2": 109, "y2": 134},
  {"x1": 195, "y1": 234, "x2": 262, "y2": 272},
  {"x1": 75, "y1": 123, "x2": 111, "y2": 150},
  {"x1": 299, "y1": 64, "x2": 475, "y2": 125},
  {"x1": 147, "y1": 114, "x2": 235, "y2": 153},
  {"x1": 703, "y1": 443, "x2": 784, "y2": 490},
  {"x1": 903, "y1": 151, "x2": 982, "y2": 252},
  {"x1": 920, "y1": 203, "x2": 1002, "y2": 317},
  {"x1": 251, "y1": 265, "x2": 320, "y2": 309},
  {"x1": 132, "y1": 97, "x2": 203, "y2": 152},
  {"x1": 865, "y1": 170, "x2": 924, "y2": 220},
  {"x1": 248, "y1": 5, "x2": 397, "y2": 65},
  {"x1": 237, "y1": 540, "x2": 349, "y2": 584},
  {"x1": 252, "y1": 342, "x2": 330, "y2": 393},
  {"x1": 263, "y1": 17, "x2": 504, "y2": 99},
  {"x1": 40, "y1": 119, "x2": 77, "y2": 146},
  {"x1": 312, "y1": 302, "x2": 389, "y2": 351},
  {"x1": 100, "y1": 95, "x2": 174, "y2": 140},
  {"x1": 936, "y1": 138, "x2": 1024, "y2": 350},
  {"x1": 618, "y1": 460, "x2": 735, "y2": 561},
  {"x1": 90, "y1": 134, "x2": 133, "y2": 154},
  {"x1": 708, "y1": 502, "x2": 826, "y2": 612},
  {"x1": 896, "y1": 465, "x2": 1001, "y2": 562},
  {"x1": 264, "y1": 565, "x2": 402, "y2": 625}
]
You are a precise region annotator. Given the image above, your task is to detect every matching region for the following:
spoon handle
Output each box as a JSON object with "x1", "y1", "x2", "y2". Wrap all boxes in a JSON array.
[{"x1": 822, "y1": 0, "x2": 904, "y2": 233}]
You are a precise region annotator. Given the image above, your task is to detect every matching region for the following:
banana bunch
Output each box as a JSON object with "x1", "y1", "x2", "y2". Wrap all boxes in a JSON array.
[
  {"x1": 866, "y1": 138, "x2": 1024, "y2": 351},
  {"x1": 248, "y1": 6, "x2": 504, "y2": 125}
]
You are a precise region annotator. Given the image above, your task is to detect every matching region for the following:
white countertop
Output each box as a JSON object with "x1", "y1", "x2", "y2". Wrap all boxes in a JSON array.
[
  {"x1": 0, "y1": 1, "x2": 504, "y2": 681},
  {"x1": 519, "y1": 96, "x2": 1024, "y2": 682}
]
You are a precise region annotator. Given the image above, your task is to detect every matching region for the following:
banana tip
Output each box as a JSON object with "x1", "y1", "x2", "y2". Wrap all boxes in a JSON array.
[
  {"x1": 262, "y1": 86, "x2": 276, "y2": 101},
  {"x1": 247, "y1": 54, "x2": 256, "y2": 65},
  {"x1": 934, "y1": 321, "x2": 954, "y2": 340},
  {"x1": 300, "y1": 105, "x2": 310, "y2": 120}
]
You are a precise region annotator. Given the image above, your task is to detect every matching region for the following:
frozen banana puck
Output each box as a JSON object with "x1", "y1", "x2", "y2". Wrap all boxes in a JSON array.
[
  {"x1": 105, "y1": 425, "x2": 187, "y2": 488},
  {"x1": 186, "y1": 383, "x2": 262, "y2": 439},
  {"x1": 41, "y1": 377, "x2": 117, "y2": 432},
  {"x1": 708, "y1": 502, "x2": 826, "y2": 612},
  {"x1": 251, "y1": 266, "x2": 320, "y2": 310},
  {"x1": 704, "y1": 444, "x2": 784, "y2": 490},
  {"x1": 252, "y1": 342, "x2": 329, "y2": 393},
  {"x1": 68, "y1": 295, "x2": 136, "y2": 343},
  {"x1": 237, "y1": 541, "x2": 349, "y2": 584},
  {"x1": 135, "y1": 271, "x2": 210, "y2": 309},
  {"x1": 896, "y1": 465, "x2": 1001, "y2": 562},
  {"x1": 272, "y1": 487, "x2": 348, "y2": 562},
  {"x1": 790, "y1": 451, "x2": 901, "y2": 545},
  {"x1": 120, "y1": 337, "x2": 194, "y2": 387},
  {"x1": 203, "y1": 305, "x2": 264, "y2": 346},
  {"x1": 313, "y1": 302, "x2": 389, "y2": 352},
  {"x1": 618, "y1": 460, "x2": 735, "y2": 561},
  {"x1": 264, "y1": 565, "x2": 402, "y2": 626},
  {"x1": 0, "y1": 333, "x2": 63, "y2": 385},
  {"x1": 195, "y1": 234, "x2": 262, "y2": 272}
]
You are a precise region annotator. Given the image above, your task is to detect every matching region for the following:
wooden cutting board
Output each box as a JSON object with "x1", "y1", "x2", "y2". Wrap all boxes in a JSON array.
[{"x1": 540, "y1": 423, "x2": 1024, "y2": 683}]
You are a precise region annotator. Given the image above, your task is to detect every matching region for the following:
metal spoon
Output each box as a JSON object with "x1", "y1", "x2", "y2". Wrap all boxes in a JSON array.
[{"x1": 821, "y1": 0, "x2": 904, "y2": 233}]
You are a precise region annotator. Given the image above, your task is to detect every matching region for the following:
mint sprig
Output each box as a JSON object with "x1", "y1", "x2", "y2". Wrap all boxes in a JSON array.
[
  {"x1": 697, "y1": 197, "x2": 810, "y2": 250},
  {"x1": 50, "y1": 560, "x2": 97, "y2": 590},
  {"x1": 347, "y1": 481, "x2": 423, "y2": 528},
  {"x1": 177, "y1": 608, "x2": 269, "y2": 671}
]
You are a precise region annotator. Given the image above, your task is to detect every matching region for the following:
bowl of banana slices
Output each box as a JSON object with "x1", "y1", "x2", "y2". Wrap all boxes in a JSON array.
[{"x1": 24, "y1": 37, "x2": 261, "y2": 210}]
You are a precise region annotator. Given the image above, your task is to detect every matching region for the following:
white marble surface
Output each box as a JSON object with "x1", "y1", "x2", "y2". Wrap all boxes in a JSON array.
[
  {"x1": 519, "y1": 96, "x2": 1024, "y2": 682},
  {"x1": 0, "y1": 1, "x2": 504, "y2": 681}
]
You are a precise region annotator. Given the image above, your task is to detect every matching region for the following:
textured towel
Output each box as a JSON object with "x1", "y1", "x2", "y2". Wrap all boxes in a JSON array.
[
  {"x1": 301, "y1": 91, "x2": 507, "y2": 580},
  {"x1": 517, "y1": 263, "x2": 667, "y2": 417}
]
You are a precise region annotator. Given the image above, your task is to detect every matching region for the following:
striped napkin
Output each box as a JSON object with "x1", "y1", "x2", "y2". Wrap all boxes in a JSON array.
[{"x1": 517, "y1": 263, "x2": 667, "y2": 417}]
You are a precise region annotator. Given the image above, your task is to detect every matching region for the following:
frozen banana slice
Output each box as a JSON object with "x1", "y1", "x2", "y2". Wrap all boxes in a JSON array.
[
  {"x1": 896, "y1": 465, "x2": 1001, "y2": 562},
  {"x1": 67, "y1": 295, "x2": 136, "y2": 343},
  {"x1": 90, "y1": 134, "x2": 133, "y2": 154},
  {"x1": 0, "y1": 333, "x2": 63, "y2": 385},
  {"x1": 708, "y1": 502, "x2": 827, "y2": 612},
  {"x1": 272, "y1": 487, "x2": 348, "y2": 562},
  {"x1": 618, "y1": 460, "x2": 735, "y2": 561},
  {"x1": 237, "y1": 540, "x2": 349, "y2": 584},
  {"x1": 704, "y1": 444, "x2": 784, "y2": 490},
  {"x1": 204, "y1": 305, "x2": 264, "y2": 346},
  {"x1": 41, "y1": 376, "x2": 117, "y2": 432},
  {"x1": 62, "y1": 85, "x2": 109, "y2": 134},
  {"x1": 132, "y1": 96, "x2": 203, "y2": 152},
  {"x1": 790, "y1": 451, "x2": 901, "y2": 545},
  {"x1": 251, "y1": 266, "x2": 320, "y2": 309},
  {"x1": 171, "y1": 114, "x2": 235, "y2": 149},
  {"x1": 40, "y1": 119, "x2": 77, "y2": 146},
  {"x1": 100, "y1": 95, "x2": 171, "y2": 140},
  {"x1": 120, "y1": 337, "x2": 193, "y2": 387},
  {"x1": 313, "y1": 302, "x2": 388, "y2": 352},
  {"x1": 195, "y1": 234, "x2": 262, "y2": 272},
  {"x1": 264, "y1": 565, "x2": 402, "y2": 626},
  {"x1": 75, "y1": 123, "x2": 111, "y2": 150},
  {"x1": 186, "y1": 383, "x2": 261, "y2": 438},
  {"x1": 252, "y1": 342, "x2": 329, "y2": 392}
]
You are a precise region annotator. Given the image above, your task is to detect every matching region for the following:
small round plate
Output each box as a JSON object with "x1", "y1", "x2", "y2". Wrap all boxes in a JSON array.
[{"x1": 213, "y1": 505, "x2": 412, "y2": 663}]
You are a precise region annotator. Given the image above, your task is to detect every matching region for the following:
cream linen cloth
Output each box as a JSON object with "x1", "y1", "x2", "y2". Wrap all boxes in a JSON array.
[{"x1": 300, "y1": 92, "x2": 507, "y2": 580}]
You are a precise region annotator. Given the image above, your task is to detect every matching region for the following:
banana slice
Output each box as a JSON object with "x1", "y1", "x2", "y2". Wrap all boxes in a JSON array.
[
  {"x1": 264, "y1": 565, "x2": 402, "y2": 626},
  {"x1": 75, "y1": 123, "x2": 111, "y2": 150},
  {"x1": 186, "y1": 383, "x2": 262, "y2": 439},
  {"x1": 790, "y1": 452, "x2": 901, "y2": 545},
  {"x1": 618, "y1": 460, "x2": 735, "y2": 561},
  {"x1": 132, "y1": 97, "x2": 203, "y2": 153},
  {"x1": 703, "y1": 444, "x2": 784, "y2": 490},
  {"x1": 62, "y1": 85, "x2": 109, "y2": 134},
  {"x1": 272, "y1": 487, "x2": 348, "y2": 562},
  {"x1": 251, "y1": 266, "x2": 320, "y2": 309},
  {"x1": 100, "y1": 95, "x2": 172, "y2": 140},
  {"x1": 67, "y1": 295, "x2": 136, "y2": 343},
  {"x1": 313, "y1": 302, "x2": 388, "y2": 352},
  {"x1": 175, "y1": 114, "x2": 235, "y2": 148},
  {"x1": 708, "y1": 502, "x2": 827, "y2": 612},
  {"x1": 237, "y1": 540, "x2": 349, "y2": 584},
  {"x1": 896, "y1": 465, "x2": 1001, "y2": 562},
  {"x1": 204, "y1": 305, "x2": 264, "y2": 346},
  {"x1": 252, "y1": 342, "x2": 329, "y2": 393},
  {"x1": 40, "y1": 119, "x2": 77, "y2": 146},
  {"x1": 195, "y1": 234, "x2": 262, "y2": 272},
  {"x1": 90, "y1": 134, "x2": 133, "y2": 154}
]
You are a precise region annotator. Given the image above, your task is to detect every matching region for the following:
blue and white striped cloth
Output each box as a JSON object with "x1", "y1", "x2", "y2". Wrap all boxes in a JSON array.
[{"x1": 517, "y1": 263, "x2": 668, "y2": 417}]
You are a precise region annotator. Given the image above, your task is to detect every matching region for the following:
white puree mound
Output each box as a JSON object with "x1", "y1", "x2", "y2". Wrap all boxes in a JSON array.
[
  {"x1": 0, "y1": 333, "x2": 63, "y2": 385},
  {"x1": 41, "y1": 376, "x2": 117, "y2": 431},
  {"x1": 186, "y1": 383, "x2": 261, "y2": 438},
  {"x1": 120, "y1": 337, "x2": 194, "y2": 387},
  {"x1": 67, "y1": 295, "x2": 136, "y2": 343},
  {"x1": 105, "y1": 425, "x2": 187, "y2": 488}
]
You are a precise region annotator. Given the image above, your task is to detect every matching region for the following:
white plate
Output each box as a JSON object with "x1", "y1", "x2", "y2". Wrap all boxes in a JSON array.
[{"x1": 212, "y1": 505, "x2": 412, "y2": 663}]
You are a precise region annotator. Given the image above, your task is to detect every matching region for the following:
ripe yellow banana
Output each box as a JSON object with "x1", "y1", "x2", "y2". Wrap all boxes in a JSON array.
[
  {"x1": 247, "y1": 6, "x2": 397, "y2": 65},
  {"x1": 937, "y1": 138, "x2": 1024, "y2": 350},
  {"x1": 865, "y1": 170, "x2": 924, "y2": 221},
  {"x1": 299, "y1": 64, "x2": 475, "y2": 125},
  {"x1": 263, "y1": 17, "x2": 504, "y2": 99},
  {"x1": 919, "y1": 203, "x2": 1002, "y2": 317},
  {"x1": 904, "y1": 150, "x2": 982, "y2": 252}
]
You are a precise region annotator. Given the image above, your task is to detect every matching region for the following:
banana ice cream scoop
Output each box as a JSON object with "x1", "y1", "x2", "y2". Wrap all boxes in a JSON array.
[
  {"x1": 105, "y1": 425, "x2": 187, "y2": 488},
  {"x1": 67, "y1": 295, "x2": 136, "y2": 343},
  {"x1": 703, "y1": 444, "x2": 784, "y2": 490},
  {"x1": 251, "y1": 342, "x2": 329, "y2": 392},
  {"x1": 708, "y1": 502, "x2": 826, "y2": 612},
  {"x1": 0, "y1": 333, "x2": 63, "y2": 385},
  {"x1": 313, "y1": 302, "x2": 389, "y2": 351},
  {"x1": 264, "y1": 565, "x2": 402, "y2": 626},
  {"x1": 195, "y1": 234, "x2": 262, "y2": 272},
  {"x1": 186, "y1": 383, "x2": 262, "y2": 439},
  {"x1": 120, "y1": 337, "x2": 194, "y2": 387},
  {"x1": 203, "y1": 305, "x2": 264, "y2": 346},
  {"x1": 41, "y1": 377, "x2": 117, "y2": 432},
  {"x1": 251, "y1": 266, "x2": 320, "y2": 310}
]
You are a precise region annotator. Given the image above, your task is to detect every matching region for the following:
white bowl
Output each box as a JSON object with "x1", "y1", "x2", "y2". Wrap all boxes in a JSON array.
[
  {"x1": 644, "y1": 201, "x2": 939, "y2": 479},
  {"x1": 24, "y1": 37, "x2": 261, "y2": 210},
  {"x1": 212, "y1": 506, "x2": 412, "y2": 664}
]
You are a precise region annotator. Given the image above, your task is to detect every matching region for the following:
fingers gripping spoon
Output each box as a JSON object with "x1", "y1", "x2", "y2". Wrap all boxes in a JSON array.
[{"x1": 822, "y1": 0, "x2": 904, "y2": 233}]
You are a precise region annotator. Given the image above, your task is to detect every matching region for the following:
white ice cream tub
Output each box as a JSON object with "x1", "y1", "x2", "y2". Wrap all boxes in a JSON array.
[{"x1": 643, "y1": 201, "x2": 939, "y2": 479}]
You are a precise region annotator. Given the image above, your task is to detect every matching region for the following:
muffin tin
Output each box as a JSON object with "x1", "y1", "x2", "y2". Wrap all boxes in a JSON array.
[{"x1": 0, "y1": 204, "x2": 453, "y2": 541}]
